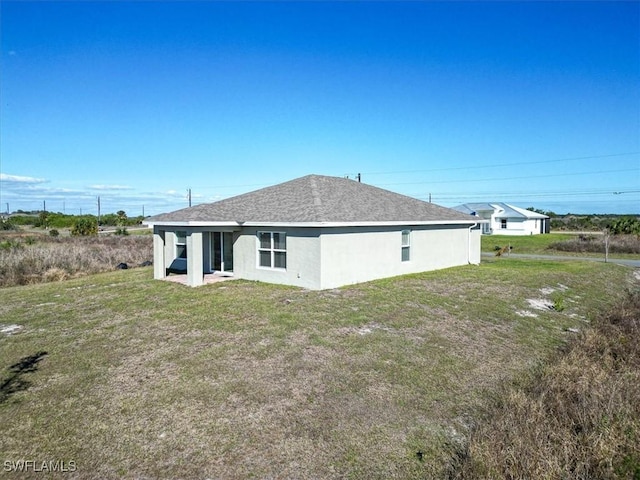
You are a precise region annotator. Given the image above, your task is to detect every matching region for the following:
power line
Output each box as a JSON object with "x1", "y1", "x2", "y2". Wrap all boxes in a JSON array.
[
  {"x1": 375, "y1": 168, "x2": 639, "y2": 187},
  {"x1": 345, "y1": 152, "x2": 640, "y2": 177},
  {"x1": 424, "y1": 189, "x2": 640, "y2": 200}
]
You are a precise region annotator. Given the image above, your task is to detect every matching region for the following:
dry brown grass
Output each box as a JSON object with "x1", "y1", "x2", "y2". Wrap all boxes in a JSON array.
[
  {"x1": 451, "y1": 288, "x2": 640, "y2": 480},
  {"x1": 549, "y1": 234, "x2": 640, "y2": 255},
  {"x1": 0, "y1": 235, "x2": 152, "y2": 287}
]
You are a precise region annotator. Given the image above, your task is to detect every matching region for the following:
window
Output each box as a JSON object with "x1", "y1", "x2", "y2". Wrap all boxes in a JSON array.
[
  {"x1": 401, "y1": 230, "x2": 410, "y2": 262},
  {"x1": 500, "y1": 219, "x2": 507, "y2": 229},
  {"x1": 258, "y1": 232, "x2": 286, "y2": 269},
  {"x1": 175, "y1": 231, "x2": 187, "y2": 258}
]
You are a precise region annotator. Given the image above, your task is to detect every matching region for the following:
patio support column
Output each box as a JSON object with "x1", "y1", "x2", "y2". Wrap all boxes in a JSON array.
[
  {"x1": 187, "y1": 231, "x2": 204, "y2": 287},
  {"x1": 153, "y1": 228, "x2": 166, "y2": 279}
]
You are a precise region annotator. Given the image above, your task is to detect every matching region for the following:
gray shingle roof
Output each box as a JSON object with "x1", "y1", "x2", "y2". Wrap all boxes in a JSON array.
[{"x1": 147, "y1": 174, "x2": 478, "y2": 225}]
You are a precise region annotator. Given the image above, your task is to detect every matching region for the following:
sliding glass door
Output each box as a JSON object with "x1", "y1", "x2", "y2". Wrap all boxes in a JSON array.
[{"x1": 211, "y1": 232, "x2": 233, "y2": 273}]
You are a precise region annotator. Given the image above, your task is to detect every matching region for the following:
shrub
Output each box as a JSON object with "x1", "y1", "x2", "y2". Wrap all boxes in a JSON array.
[
  {"x1": 0, "y1": 218, "x2": 16, "y2": 231},
  {"x1": 49, "y1": 229, "x2": 60, "y2": 237},
  {"x1": 115, "y1": 227, "x2": 129, "y2": 236},
  {"x1": 71, "y1": 218, "x2": 98, "y2": 236},
  {"x1": 43, "y1": 267, "x2": 68, "y2": 282},
  {"x1": 608, "y1": 216, "x2": 640, "y2": 235},
  {"x1": 33, "y1": 211, "x2": 51, "y2": 229},
  {"x1": 0, "y1": 239, "x2": 22, "y2": 251}
]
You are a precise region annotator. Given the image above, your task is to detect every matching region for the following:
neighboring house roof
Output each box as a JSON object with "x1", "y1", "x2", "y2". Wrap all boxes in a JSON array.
[
  {"x1": 453, "y1": 202, "x2": 549, "y2": 219},
  {"x1": 146, "y1": 174, "x2": 479, "y2": 227}
]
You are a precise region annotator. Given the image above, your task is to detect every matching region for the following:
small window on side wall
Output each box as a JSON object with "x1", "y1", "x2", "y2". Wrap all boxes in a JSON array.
[
  {"x1": 500, "y1": 219, "x2": 507, "y2": 229},
  {"x1": 401, "y1": 230, "x2": 410, "y2": 262}
]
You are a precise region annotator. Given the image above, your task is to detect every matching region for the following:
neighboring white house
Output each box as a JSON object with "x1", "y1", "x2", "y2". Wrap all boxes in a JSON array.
[
  {"x1": 144, "y1": 175, "x2": 483, "y2": 289},
  {"x1": 453, "y1": 203, "x2": 550, "y2": 236}
]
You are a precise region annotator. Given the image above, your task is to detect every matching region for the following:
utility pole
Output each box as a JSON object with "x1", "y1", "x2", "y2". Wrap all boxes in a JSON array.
[
  {"x1": 356, "y1": 173, "x2": 361, "y2": 182},
  {"x1": 142, "y1": 205, "x2": 145, "y2": 217},
  {"x1": 6, "y1": 203, "x2": 8, "y2": 215},
  {"x1": 43, "y1": 200, "x2": 46, "y2": 212},
  {"x1": 429, "y1": 193, "x2": 432, "y2": 203},
  {"x1": 97, "y1": 196, "x2": 101, "y2": 225},
  {"x1": 188, "y1": 188, "x2": 192, "y2": 207}
]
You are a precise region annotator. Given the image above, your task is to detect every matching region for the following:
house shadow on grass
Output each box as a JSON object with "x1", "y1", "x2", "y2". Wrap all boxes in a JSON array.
[{"x1": 0, "y1": 351, "x2": 48, "y2": 404}]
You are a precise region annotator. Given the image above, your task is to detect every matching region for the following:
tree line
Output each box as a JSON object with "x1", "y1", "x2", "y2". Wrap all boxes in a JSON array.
[
  {"x1": 2, "y1": 211, "x2": 145, "y2": 236},
  {"x1": 526, "y1": 209, "x2": 640, "y2": 234}
]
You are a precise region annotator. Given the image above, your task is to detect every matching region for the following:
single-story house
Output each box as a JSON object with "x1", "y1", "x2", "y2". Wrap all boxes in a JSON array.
[
  {"x1": 453, "y1": 202, "x2": 550, "y2": 235},
  {"x1": 144, "y1": 175, "x2": 483, "y2": 289}
]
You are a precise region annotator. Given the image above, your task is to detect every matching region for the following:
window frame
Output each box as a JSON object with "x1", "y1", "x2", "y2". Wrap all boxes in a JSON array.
[
  {"x1": 257, "y1": 231, "x2": 287, "y2": 270},
  {"x1": 500, "y1": 219, "x2": 507, "y2": 229},
  {"x1": 401, "y1": 229, "x2": 411, "y2": 262}
]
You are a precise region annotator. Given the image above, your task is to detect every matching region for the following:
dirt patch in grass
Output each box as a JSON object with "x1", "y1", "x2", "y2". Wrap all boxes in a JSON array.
[{"x1": 0, "y1": 324, "x2": 23, "y2": 335}]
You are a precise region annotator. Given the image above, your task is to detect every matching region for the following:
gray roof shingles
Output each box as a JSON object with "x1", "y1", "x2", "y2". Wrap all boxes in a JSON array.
[{"x1": 147, "y1": 174, "x2": 477, "y2": 224}]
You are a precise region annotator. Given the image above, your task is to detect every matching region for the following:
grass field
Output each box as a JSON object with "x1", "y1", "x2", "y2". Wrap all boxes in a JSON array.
[{"x1": 0, "y1": 260, "x2": 637, "y2": 479}]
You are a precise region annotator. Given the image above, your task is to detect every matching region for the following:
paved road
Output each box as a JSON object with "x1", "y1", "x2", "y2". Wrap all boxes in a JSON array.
[{"x1": 481, "y1": 252, "x2": 640, "y2": 268}]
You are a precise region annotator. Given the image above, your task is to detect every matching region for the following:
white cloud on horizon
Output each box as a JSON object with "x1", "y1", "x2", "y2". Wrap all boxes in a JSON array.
[{"x1": 0, "y1": 173, "x2": 47, "y2": 183}]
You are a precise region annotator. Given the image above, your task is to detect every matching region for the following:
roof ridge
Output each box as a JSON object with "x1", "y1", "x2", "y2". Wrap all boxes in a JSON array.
[{"x1": 308, "y1": 175, "x2": 325, "y2": 221}]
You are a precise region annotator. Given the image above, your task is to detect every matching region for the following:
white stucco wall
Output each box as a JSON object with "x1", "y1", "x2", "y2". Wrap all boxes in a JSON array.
[
  {"x1": 154, "y1": 224, "x2": 480, "y2": 290},
  {"x1": 492, "y1": 217, "x2": 542, "y2": 235},
  {"x1": 233, "y1": 227, "x2": 322, "y2": 290},
  {"x1": 230, "y1": 224, "x2": 480, "y2": 290},
  {"x1": 317, "y1": 225, "x2": 477, "y2": 289}
]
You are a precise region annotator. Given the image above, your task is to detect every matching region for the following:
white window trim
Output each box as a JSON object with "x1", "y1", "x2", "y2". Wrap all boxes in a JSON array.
[
  {"x1": 401, "y1": 229, "x2": 411, "y2": 262},
  {"x1": 257, "y1": 231, "x2": 287, "y2": 270}
]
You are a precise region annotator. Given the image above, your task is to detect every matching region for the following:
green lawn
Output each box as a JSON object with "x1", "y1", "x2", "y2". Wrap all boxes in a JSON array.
[
  {"x1": 0, "y1": 261, "x2": 636, "y2": 479},
  {"x1": 482, "y1": 233, "x2": 576, "y2": 254}
]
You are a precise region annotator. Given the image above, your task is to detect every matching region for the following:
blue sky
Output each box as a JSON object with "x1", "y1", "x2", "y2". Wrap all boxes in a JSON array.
[{"x1": 1, "y1": 1, "x2": 638, "y2": 216}]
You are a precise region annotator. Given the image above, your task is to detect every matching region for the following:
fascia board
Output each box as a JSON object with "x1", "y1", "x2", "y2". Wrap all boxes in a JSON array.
[{"x1": 144, "y1": 219, "x2": 488, "y2": 228}]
